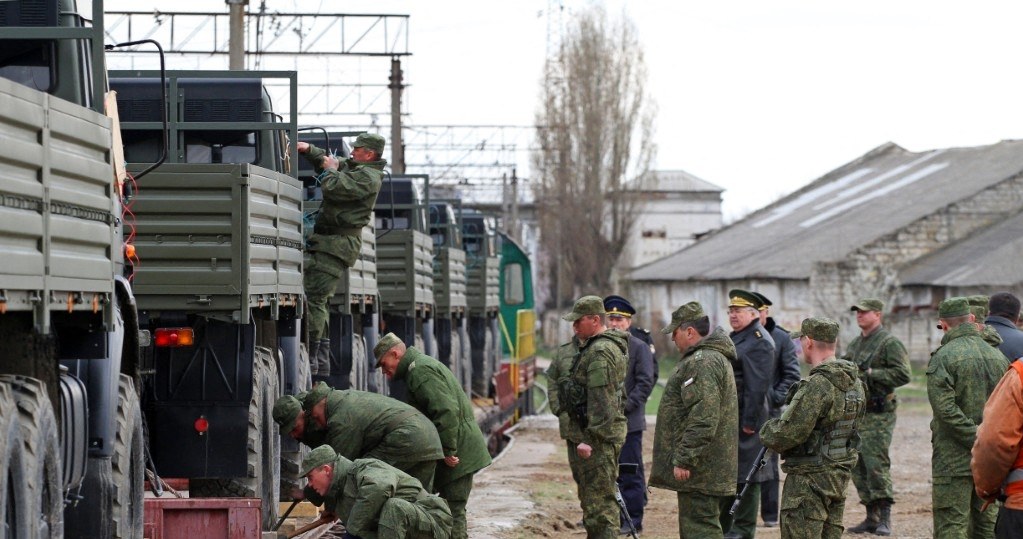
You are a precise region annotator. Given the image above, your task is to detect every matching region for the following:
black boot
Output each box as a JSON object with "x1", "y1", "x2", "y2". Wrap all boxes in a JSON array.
[
  {"x1": 847, "y1": 501, "x2": 879, "y2": 534},
  {"x1": 874, "y1": 500, "x2": 892, "y2": 536}
]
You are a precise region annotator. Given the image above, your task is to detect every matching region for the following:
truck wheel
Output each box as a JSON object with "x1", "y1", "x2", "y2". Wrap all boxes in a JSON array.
[
  {"x1": 191, "y1": 347, "x2": 281, "y2": 530},
  {"x1": 0, "y1": 375, "x2": 62, "y2": 538},
  {"x1": 111, "y1": 375, "x2": 144, "y2": 538},
  {"x1": 352, "y1": 335, "x2": 368, "y2": 391},
  {"x1": 280, "y1": 344, "x2": 311, "y2": 500},
  {"x1": 0, "y1": 383, "x2": 33, "y2": 538}
]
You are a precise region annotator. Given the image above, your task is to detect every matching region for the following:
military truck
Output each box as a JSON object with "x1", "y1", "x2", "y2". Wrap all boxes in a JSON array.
[
  {"x1": 0, "y1": 0, "x2": 146, "y2": 537},
  {"x1": 429, "y1": 200, "x2": 470, "y2": 393}
]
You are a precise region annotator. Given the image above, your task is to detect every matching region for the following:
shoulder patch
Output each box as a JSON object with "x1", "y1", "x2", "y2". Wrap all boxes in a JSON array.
[
  {"x1": 408, "y1": 361, "x2": 417, "y2": 371},
  {"x1": 638, "y1": 327, "x2": 651, "y2": 335},
  {"x1": 755, "y1": 330, "x2": 763, "y2": 338}
]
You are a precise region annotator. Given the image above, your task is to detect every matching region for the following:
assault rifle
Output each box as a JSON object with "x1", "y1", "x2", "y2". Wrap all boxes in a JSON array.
[
  {"x1": 729, "y1": 446, "x2": 770, "y2": 515},
  {"x1": 617, "y1": 463, "x2": 640, "y2": 539}
]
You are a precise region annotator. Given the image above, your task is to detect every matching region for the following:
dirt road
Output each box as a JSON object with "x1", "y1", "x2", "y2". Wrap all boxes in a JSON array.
[{"x1": 469, "y1": 400, "x2": 938, "y2": 539}]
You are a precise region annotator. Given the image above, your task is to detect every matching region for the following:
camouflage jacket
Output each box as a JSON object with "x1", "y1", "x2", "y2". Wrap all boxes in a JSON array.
[
  {"x1": 547, "y1": 330, "x2": 628, "y2": 446},
  {"x1": 927, "y1": 323, "x2": 1007, "y2": 477},
  {"x1": 304, "y1": 144, "x2": 385, "y2": 267},
  {"x1": 394, "y1": 347, "x2": 492, "y2": 488},
  {"x1": 323, "y1": 389, "x2": 444, "y2": 466},
  {"x1": 649, "y1": 328, "x2": 738, "y2": 496},
  {"x1": 760, "y1": 357, "x2": 865, "y2": 474},
  {"x1": 842, "y1": 326, "x2": 911, "y2": 412},
  {"x1": 326, "y1": 456, "x2": 452, "y2": 539}
]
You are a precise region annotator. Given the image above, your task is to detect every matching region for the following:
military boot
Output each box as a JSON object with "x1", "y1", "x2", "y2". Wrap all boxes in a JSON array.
[
  {"x1": 874, "y1": 500, "x2": 892, "y2": 536},
  {"x1": 846, "y1": 501, "x2": 880, "y2": 534}
]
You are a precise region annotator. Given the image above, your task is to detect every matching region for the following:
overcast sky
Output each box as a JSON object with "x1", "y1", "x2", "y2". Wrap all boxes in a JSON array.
[{"x1": 96, "y1": 1, "x2": 1023, "y2": 220}]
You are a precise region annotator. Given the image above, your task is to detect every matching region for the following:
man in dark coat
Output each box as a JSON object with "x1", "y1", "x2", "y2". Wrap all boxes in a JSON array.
[
  {"x1": 374, "y1": 332, "x2": 492, "y2": 539},
  {"x1": 725, "y1": 289, "x2": 776, "y2": 539},
  {"x1": 986, "y1": 292, "x2": 1023, "y2": 362},
  {"x1": 603, "y1": 295, "x2": 656, "y2": 533},
  {"x1": 752, "y1": 291, "x2": 800, "y2": 528}
]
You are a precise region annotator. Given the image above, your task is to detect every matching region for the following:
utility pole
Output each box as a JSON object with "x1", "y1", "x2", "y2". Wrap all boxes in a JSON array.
[
  {"x1": 510, "y1": 168, "x2": 520, "y2": 243},
  {"x1": 226, "y1": 0, "x2": 247, "y2": 70},
  {"x1": 389, "y1": 57, "x2": 405, "y2": 173}
]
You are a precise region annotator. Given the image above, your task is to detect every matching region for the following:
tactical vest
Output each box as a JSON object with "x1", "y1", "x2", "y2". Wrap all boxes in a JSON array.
[
  {"x1": 783, "y1": 383, "x2": 864, "y2": 466},
  {"x1": 557, "y1": 332, "x2": 627, "y2": 428}
]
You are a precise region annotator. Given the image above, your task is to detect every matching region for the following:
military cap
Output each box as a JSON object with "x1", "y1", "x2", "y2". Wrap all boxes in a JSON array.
[
  {"x1": 302, "y1": 381, "x2": 332, "y2": 410},
  {"x1": 353, "y1": 133, "x2": 386, "y2": 153},
  {"x1": 272, "y1": 395, "x2": 302, "y2": 433},
  {"x1": 850, "y1": 298, "x2": 884, "y2": 312},
  {"x1": 751, "y1": 292, "x2": 773, "y2": 311},
  {"x1": 300, "y1": 445, "x2": 338, "y2": 477},
  {"x1": 789, "y1": 329, "x2": 803, "y2": 339},
  {"x1": 563, "y1": 295, "x2": 606, "y2": 321},
  {"x1": 661, "y1": 301, "x2": 706, "y2": 334},
  {"x1": 799, "y1": 317, "x2": 839, "y2": 343},
  {"x1": 968, "y1": 295, "x2": 990, "y2": 319},
  {"x1": 938, "y1": 297, "x2": 970, "y2": 319},
  {"x1": 728, "y1": 289, "x2": 763, "y2": 310},
  {"x1": 373, "y1": 332, "x2": 403, "y2": 366},
  {"x1": 603, "y1": 295, "x2": 636, "y2": 318}
]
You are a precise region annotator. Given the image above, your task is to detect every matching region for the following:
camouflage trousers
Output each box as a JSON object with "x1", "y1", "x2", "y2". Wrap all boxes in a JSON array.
[
  {"x1": 304, "y1": 249, "x2": 348, "y2": 341},
  {"x1": 851, "y1": 411, "x2": 896, "y2": 504},
  {"x1": 677, "y1": 492, "x2": 733, "y2": 538},
  {"x1": 377, "y1": 495, "x2": 453, "y2": 539},
  {"x1": 567, "y1": 440, "x2": 622, "y2": 539},
  {"x1": 437, "y1": 472, "x2": 475, "y2": 539},
  {"x1": 779, "y1": 470, "x2": 850, "y2": 539},
  {"x1": 932, "y1": 475, "x2": 996, "y2": 539}
]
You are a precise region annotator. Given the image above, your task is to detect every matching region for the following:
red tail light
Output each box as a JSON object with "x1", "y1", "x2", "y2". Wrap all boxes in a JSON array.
[
  {"x1": 154, "y1": 328, "x2": 195, "y2": 347},
  {"x1": 194, "y1": 417, "x2": 209, "y2": 435}
]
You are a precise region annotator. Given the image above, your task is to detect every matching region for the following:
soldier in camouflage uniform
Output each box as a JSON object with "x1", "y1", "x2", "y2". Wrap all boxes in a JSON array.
[
  {"x1": 303, "y1": 381, "x2": 444, "y2": 491},
  {"x1": 650, "y1": 301, "x2": 739, "y2": 538},
  {"x1": 274, "y1": 393, "x2": 328, "y2": 448},
  {"x1": 546, "y1": 295, "x2": 628, "y2": 539},
  {"x1": 968, "y1": 295, "x2": 1005, "y2": 350},
  {"x1": 842, "y1": 298, "x2": 910, "y2": 536},
  {"x1": 299, "y1": 133, "x2": 387, "y2": 379},
  {"x1": 760, "y1": 317, "x2": 865, "y2": 539},
  {"x1": 374, "y1": 333, "x2": 492, "y2": 539},
  {"x1": 927, "y1": 297, "x2": 1006, "y2": 539},
  {"x1": 302, "y1": 445, "x2": 452, "y2": 539}
]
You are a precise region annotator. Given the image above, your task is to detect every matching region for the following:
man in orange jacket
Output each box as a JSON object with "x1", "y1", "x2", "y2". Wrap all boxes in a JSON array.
[{"x1": 972, "y1": 358, "x2": 1023, "y2": 539}]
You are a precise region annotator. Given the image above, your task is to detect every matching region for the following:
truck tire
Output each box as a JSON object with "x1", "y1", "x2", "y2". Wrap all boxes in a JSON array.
[
  {"x1": 280, "y1": 344, "x2": 311, "y2": 500},
  {"x1": 111, "y1": 375, "x2": 144, "y2": 538},
  {"x1": 191, "y1": 347, "x2": 281, "y2": 530},
  {"x1": 0, "y1": 375, "x2": 62, "y2": 538},
  {"x1": 0, "y1": 383, "x2": 33, "y2": 538},
  {"x1": 352, "y1": 335, "x2": 368, "y2": 391}
]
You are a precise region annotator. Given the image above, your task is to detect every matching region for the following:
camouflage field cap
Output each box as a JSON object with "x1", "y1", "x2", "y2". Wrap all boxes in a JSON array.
[
  {"x1": 938, "y1": 297, "x2": 970, "y2": 318},
  {"x1": 789, "y1": 329, "x2": 803, "y2": 339},
  {"x1": 661, "y1": 301, "x2": 706, "y2": 334},
  {"x1": 300, "y1": 445, "x2": 338, "y2": 477},
  {"x1": 374, "y1": 332, "x2": 402, "y2": 366},
  {"x1": 850, "y1": 298, "x2": 884, "y2": 312},
  {"x1": 353, "y1": 133, "x2": 386, "y2": 153},
  {"x1": 272, "y1": 395, "x2": 302, "y2": 433},
  {"x1": 563, "y1": 295, "x2": 606, "y2": 321},
  {"x1": 302, "y1": 381, "x2": 332, "y2": 410},
  {"x1": 728, "y1": 289, "x2": 763, "y2": 309},
  {"x1": 751, "y1": 292, "x2": 773, "y2": 311},
  {"x1": 967, "y1": 295, "x2": 990, "y2": 319},
  {"x1": 799, "y1": 317, "x2": 839, "y2": 343}
]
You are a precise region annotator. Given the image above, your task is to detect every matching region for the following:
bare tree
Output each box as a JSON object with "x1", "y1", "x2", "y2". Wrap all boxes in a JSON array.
[{"x1": 533, "y1": 5, "x2": 656, "y2": 309}]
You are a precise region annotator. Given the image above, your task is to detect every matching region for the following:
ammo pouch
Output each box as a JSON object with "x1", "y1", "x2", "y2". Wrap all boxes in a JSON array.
[
  {"x1": 557, "y1": 350, "x2": 588, "y2": 428},
  {"x1": 783, "y1": 386, "x2": 863, "y2": 466}
]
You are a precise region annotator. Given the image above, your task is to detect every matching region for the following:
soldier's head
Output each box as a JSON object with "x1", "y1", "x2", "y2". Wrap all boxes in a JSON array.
[
  {"x1": 564, "y1": 295, "x2": 606, "y2": 340},
  {"x1": 937, "y1": 297, "x2": 973, "y2": 332},
  {"x1": 272, "y1": 395, "x2": 308, "y2": 440},
  {"x1": 989, "y1": 292, "x2": 1021, "y2": 323},
  {"x1": 968, "y1": 295, "x2": 990, "y2": 331},
  {"x1": 303, "y1": 381, "x2": 333, "y2": 428},
  {"x1": 603, "y1": 295, "x2": 636, "y2": 331},
  {"x1": 301, "y1": 445, "x2": 340, "y2": 496},
  {"x1": 727, "y1": 289, "x2": 762, "y2": 332},
  {"x1": 751, "y1": 292, "x2": 772, "y2": 325},
  {"x1": 662, "y1": 301, "x2": 709, "y2": 353},
  {"x1": 797, "y1": 317, "x2": 839, "y2": 364},
  {"x1": 850, "y1": 298, "x2": 884, "y2": 332},
  {"x1": 373, "y1": 332, "x2": 407, "y2": 379},
  {"x1": 351, "y1": 133, "x2": 385, "y2": 163}
]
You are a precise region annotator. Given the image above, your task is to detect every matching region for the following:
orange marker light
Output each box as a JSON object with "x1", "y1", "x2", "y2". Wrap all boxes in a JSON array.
[{"x1": 153, "y1": 327, "x2": 195, "y2": 347}]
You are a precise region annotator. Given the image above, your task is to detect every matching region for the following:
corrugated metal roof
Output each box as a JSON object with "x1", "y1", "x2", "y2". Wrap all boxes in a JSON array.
[
  {"x1": 899, "y1": 209, "x2": 1023, "y2": 287},
  {"x1": 632, "y1": 140, "x2": 1023, "y2": 282},
  {"x1": 647, "y1": 170, "x2": 723, "y2": 193}
]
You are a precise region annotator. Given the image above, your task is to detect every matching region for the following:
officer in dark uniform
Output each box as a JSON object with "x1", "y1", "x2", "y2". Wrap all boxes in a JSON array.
[
  {"x1": 603, "y1": 295, "x2": 657, "y2": 534},
  {"x1": 751, "y1": 292, "x2": 800, "y2": 528},
  {"x1": 725, "y1": 289, "x2": 776, "y2": 539}
]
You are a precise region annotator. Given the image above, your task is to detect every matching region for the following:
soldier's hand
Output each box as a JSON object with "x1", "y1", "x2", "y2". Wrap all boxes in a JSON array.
[
  {"x1": 575, "y1": 443, "x2": 592, "y2": 459},
  {"x1": 320, "y1": 510, "x2": 338, "y2": 522},
  {"x1": 297, "y1": 141, "x2": 310, "y2": 153},
  {"x1": 321, "y1": 155, "x2": 339, "y2": 170},
  {"x1": 673, "y1": 467, "x2": 691, "y2": 481},
  {"x1": 444, "y1": 455, "x2": 460, "y2": 468},
  {"x1": 289, "y1": 486, "x2": 306, "y2": 500}
]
